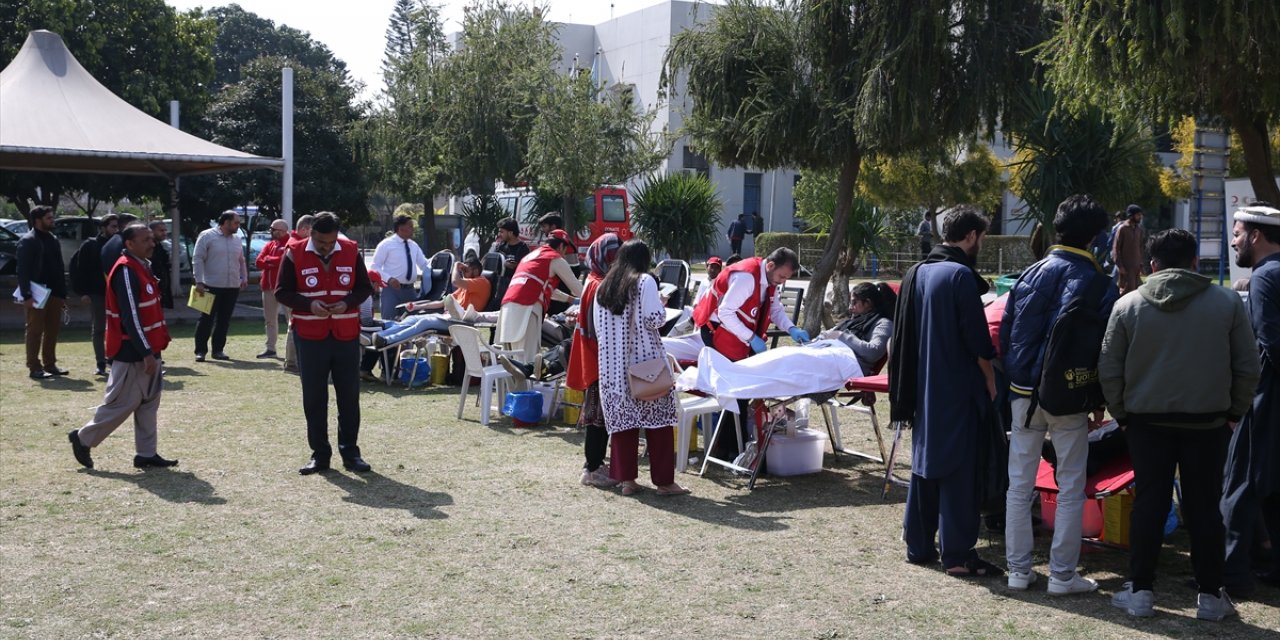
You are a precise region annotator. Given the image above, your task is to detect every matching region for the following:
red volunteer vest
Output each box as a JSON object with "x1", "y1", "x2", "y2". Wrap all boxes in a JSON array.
[
  {"x1": 692, "y1": 257, "x2": 774, "y2": 361},
  {"x1": 105, "y1": 254, "x2": 171, "y2": 357},
  {"x1": 566, "y1": 272, "x2": 605, "y2": 390},
  {"x1": 289, "y1": 238, "x2": 362, "y2": 341},
  {"x1": 501, "y1": 244, "x2": 563, "y2": 311}
]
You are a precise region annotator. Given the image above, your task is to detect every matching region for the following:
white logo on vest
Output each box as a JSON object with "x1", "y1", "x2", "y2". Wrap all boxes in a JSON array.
[
  {"x1": 305, "y1": 275, "x2": 319, "y2": 288},
  {"x1": 339, "y1": 274, "x2": 352, "y2": 286}
]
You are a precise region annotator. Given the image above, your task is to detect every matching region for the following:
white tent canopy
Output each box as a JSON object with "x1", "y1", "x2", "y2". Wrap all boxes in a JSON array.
[{"x1": 0, "y1": 30, "x2": 283, "y2": 177}]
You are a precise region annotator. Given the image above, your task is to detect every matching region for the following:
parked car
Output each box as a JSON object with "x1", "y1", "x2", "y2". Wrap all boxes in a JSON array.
[
  {"x1": 1, "y1": 219, "x2": 29, "y2": 236},
  {"x1": 51, "y1": 216, "x2": 100, "y2": 269},
  {"x1": 0, "y1": 225, "x2": 20, "y2": 275}
]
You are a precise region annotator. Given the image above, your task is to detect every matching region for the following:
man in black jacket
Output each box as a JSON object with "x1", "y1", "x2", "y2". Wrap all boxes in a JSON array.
[
  {"x1": 148, "y1": 220, "x2": 174, "y2": 309},
  {"x1": 16, "y1": 206, "x2": 68, "y2": 380},
  {"x1": 74, "y1": 214, "x2": 119, "y2": 375}
]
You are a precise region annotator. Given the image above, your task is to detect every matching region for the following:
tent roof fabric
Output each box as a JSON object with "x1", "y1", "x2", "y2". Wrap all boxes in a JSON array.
[{"x1": 0, "y1": 30, "x2": 283, "y2": 178}]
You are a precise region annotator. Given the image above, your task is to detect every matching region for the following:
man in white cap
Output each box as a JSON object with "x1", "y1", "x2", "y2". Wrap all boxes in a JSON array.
[{"x1": 1222, "y1": 203, "x2": 1280, "y2": 597}]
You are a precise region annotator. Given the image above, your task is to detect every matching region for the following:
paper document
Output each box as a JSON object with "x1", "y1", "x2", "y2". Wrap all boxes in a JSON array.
[
  {"x1": 11, "y1": 282, "x2": 51, "y2": 309},
  {"x1": 187, "y1": 287, "x2": 214, "y2": 315}
]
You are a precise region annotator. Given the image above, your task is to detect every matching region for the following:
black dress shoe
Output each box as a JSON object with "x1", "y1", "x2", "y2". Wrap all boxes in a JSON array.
[
  {"x1": 212, "y1": 352, "x2": 230, "y2": 361},
  {"x1": 94, "y1": 367, "x2": 108, "y2": 376},
  {"x1": 342, "y1": 456, "x2": 372, "y2": 473},
  {"x1": 30, "y1": 370, "x2": 53, "y2": 380},
  {"x1": 134, "y1": 454, "x2": 178, "y2": 468},
  {"x1": 256, "y1": 350, "x2": 277, "y2": 359},
  {"x1": 195, "y1": 353, "x2": 206, "y2": 362},
  {"x1": 68, "y1": 430, "x2": 93, "y2": 468},
  {"x1": 44, "y1": 366, "x2": 70, "y2": 376},
  {"x1": 299, "y1": 458, "x2": 331, "y2": 475}
]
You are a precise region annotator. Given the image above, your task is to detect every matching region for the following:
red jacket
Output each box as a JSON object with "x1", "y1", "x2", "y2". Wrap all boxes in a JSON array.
[
  {"x1": 692, "y1": 257, "x2": 773, "y2": 361},
  {"x1": 566, "y1": 272, "x2": 604, "y2": 390},
  {"x1": 502, "y1": 245, "x2": 563, "y2": 311},
  {"x1": 288, "y1": 238, "x2": 362, "y2": 341},
  {"x1": 105, "y1": 254, "x2": 171, "y2": 358},
  {"x1": 255, "y1": 238, "x2": 288, "y2": 291}
]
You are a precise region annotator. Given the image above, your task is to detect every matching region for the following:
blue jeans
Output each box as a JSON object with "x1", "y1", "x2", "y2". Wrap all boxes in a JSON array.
[
  {"x1": 379, "y1": 285, "x2": 418, "y2": 321},
  {"x1": 377, "y1": 314, "x2": 451, "y2": 344}
]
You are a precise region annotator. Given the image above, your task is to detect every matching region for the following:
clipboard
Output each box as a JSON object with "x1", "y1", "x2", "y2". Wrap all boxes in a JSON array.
[
  {"x1": 12, "y1": 282, "x2": 51, "y2": 309},
  {"x1": 187, "y1": 287, "x2": 214, "y2": 314}
]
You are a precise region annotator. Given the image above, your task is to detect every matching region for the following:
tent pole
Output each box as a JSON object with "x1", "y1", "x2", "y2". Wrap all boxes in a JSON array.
[
  {"x1": 282, "y1": 68, "x2": 294, "y2": 227},
  {"x1": 169, "y1": 101, "x2": 182, "y2": 300}
]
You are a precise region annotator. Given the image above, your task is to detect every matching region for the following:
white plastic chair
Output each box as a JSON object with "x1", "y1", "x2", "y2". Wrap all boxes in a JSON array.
[
  {"x1": 670, "y1": 356, "x2": 722, "y2": 473},
  {"x1": 449, "y1": 324, "x2": 514, "y2": 426}
]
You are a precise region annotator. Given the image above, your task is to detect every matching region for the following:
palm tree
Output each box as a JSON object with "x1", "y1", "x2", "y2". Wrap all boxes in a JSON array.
[{"x1": 630, "y1": 172, "x2": 723, "y2": 261}]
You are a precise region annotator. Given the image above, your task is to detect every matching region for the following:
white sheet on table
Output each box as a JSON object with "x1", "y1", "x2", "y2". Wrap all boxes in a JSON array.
[{"x1": 675, "y1": 339, "x2": 863, "y2": 411}]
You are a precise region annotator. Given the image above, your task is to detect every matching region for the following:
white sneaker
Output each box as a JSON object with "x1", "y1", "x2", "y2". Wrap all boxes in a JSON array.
[
  {"x1": 1196, "y1": 589, "x2": 1238, "y2": 621},
  {"x1": 1111, "y1": 582, "x2": 1155, "y2": 617},
  {"x1": 1048, "y1": 573, "x2": 1098, "y2": 595},
  {"x1": 462, "y1": 305, "x2": 480, "y2": 323},
  {"x1": 1008, "y1": 570, "x2": 1037, "y2": 591},
  {"x1": 444, "y1": 296, "x2": 463, "y2": 321}
]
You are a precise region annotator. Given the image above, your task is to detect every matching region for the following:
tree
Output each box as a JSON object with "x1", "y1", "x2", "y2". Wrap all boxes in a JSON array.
[
  {"x1": 433, "y1": 0, "x2": 559, "y2": 197},
  {"x1": 204, "y1": 4, "x2": 351, "y2": 92},
  {"x1": 1006, "y1": 88, "x2": 1162, "y2": 232},
  {"x1": 793, "y1": 171, "x2": 886, "y2": 320},
  {"x1": 523, "y1": 72, "x2": 669, "y2": 233},
  {"x1": 665, "y1": 0, "x2": 1039, "y2": 333},
  {"x1": 858, "y1": 143, "x2": 1003, "y2": 241},
  {"x1": 630, "y1": 172, "x2": 723, "y2": 260},
  {"x1": 1, "y1": 0, "x2": 216, "y2": 214},
  {"x1": 183, "y1": 56, "x2": 369, "y2": 223},
  {"x1": 1161, "y1": 116, "x2": 1280, "y2": 200},
  {"x1": 1043, "y1": 0, "x2": 1280, "y2": 205}
]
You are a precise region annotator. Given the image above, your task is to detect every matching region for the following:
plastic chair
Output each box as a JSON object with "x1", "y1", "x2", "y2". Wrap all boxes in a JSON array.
[{"x1": 448, "y1": 324, "x2": 514, "y2": 425}]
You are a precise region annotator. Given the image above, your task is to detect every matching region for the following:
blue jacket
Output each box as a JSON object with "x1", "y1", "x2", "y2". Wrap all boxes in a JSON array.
[{"x1": 999, "y1": 245, "x2": 1119, "y2": 399}]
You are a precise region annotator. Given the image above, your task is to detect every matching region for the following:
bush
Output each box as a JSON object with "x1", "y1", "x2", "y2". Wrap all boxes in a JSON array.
[
  {"x1": 757, "y1": 232, "x2": 1038, "y2": 276},
  {"x1": 631, "y1": 173, "x2": 723, "y2": 260}
]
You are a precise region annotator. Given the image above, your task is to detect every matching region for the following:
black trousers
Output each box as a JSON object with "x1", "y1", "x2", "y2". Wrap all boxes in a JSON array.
[
  {"x1": 730, "y1": 237, "x2": 743, "y2": 255},
  {"x1": 296, "y1": 335, "x2": 362, "y2": 461},
  {"x1": 584, "y1": 425, "x2": 608, "y2": 471},
  {"x1": 1126, "y1": 422, "x2": 1230, "y2": 593},
  {"x1": 194, "y1": 286, "x2": 239, "y2": 355}
]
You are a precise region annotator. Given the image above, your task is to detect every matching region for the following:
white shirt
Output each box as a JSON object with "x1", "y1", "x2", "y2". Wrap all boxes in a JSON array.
[
  {"x1": 193, "y1": 227, "x2": 247, "y2": 289},
  {"x1": 371, "y1": 234, "x2": 429, "y2": 287},
  {"x1": 711, "y1": 261, "x2": 793, "y2": 343}
]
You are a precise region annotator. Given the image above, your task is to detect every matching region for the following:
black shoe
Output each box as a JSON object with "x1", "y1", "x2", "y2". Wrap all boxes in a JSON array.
[
  {"x1": 299, "y1": 458, "x2": 331, "y2": 475},
  {"x1": 44, "y1": 366, "x2": 70, "y2": 376},
  {"x1": 212, "y1": 352, "x2": 230, "y2": 361},
  {"x1": 30, "y1": 370, "x2": 53, "y2": 380},
  {"x1": 256, "y1": 350, "x2": 277, "y2": 359},
  {"x1": 195, "y1": 353, "x2": 206, "y2": 362},
  {"x1": 342, "y1": 456, "x2": 372, "y2": 473},
  {"x1": 68, "y1": 430, "x2": 93, "y2": 468},
  {"x1": 499, "y1": 356, "x2": 534, "y2": 380},
  {"x1": 94, "y1": 367, "x2": 108, "y2": 376},
  {"x1": 359, "y1": 370, "x2": 380, "y2": 383},
  {"x1": 373, "y1": 335, "x2": 388, "y2": 349},
  {"x1": 134, "y1": 454, "x2": 178, "y2": 468}
]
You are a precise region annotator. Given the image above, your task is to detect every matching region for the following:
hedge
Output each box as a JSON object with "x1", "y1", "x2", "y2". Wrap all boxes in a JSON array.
[{"x1": 756, "y1": 232, "x2": 1037, "y2": 276}]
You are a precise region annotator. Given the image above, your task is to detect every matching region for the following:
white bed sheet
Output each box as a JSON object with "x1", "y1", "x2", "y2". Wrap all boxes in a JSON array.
[{"x1": 675, "y1": 339, "x2": 863, "y2": 411}]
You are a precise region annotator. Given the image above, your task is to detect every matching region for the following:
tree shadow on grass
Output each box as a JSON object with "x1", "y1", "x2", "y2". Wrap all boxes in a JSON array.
[
  {"x1": 322, "y1": 471, "x2": 452, "y2": 520},
  {"x1": 82, "y1": 468, "x2": 226, "y2": 505}
]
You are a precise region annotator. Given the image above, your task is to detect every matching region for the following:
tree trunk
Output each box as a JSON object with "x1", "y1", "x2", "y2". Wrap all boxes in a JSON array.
[
  {"x1": 1233, "y1": 116, "x2": 1280, "y2": 205},
  {"x1": 801, "y1": 146, "x2": 862, "y2": 335},
  {"x1": 927, "y1": 206, "x2": 940, "y2": 244},
  {"x1": 562, "y1": 192, "x2": 576, "y2": 239},
  {"x1": 418, "y1": 195, "x2": 437, "y2": 256}
]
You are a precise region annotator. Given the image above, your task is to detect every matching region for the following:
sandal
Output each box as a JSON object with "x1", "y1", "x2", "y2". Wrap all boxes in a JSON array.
[
  {"x1": 945, "y1": 557, "x2": 1005, "y2": 578},
  {"x1": 620, "y1": 481, "x2": 642, "y2": 496},
  {"x1": 656, "y1": 484, "x2": 691, "y2": 496}
]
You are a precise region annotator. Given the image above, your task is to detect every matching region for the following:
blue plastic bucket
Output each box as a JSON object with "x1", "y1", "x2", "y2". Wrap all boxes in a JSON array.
[
  {"x1": 398, "y1": 357, "x2": 431, "y2": 387},
  {"x1": 502, "y1": 391, "x2": 543, "y2": 425}
]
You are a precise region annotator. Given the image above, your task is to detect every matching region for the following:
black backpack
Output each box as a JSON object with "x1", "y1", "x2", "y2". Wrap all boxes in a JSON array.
[{"x1": 1036, "y1": 273, "x2": 1110, "y2": 416}]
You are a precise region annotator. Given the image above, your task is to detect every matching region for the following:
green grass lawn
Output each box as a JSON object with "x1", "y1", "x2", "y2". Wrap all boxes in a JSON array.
[{"x1": 1, "y1": 320, "x2": 1276, "y2": 638}]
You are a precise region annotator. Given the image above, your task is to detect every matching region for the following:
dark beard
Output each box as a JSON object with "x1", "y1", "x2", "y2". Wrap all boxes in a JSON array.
[{"x1": 1235, "y1": 242, "x2": 1254, "y2": 269}]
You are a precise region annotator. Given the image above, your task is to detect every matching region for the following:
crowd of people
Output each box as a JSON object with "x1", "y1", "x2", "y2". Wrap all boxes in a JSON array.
[{"x1": 12, "y1": 195, "x2": 1278, "y2": 621}]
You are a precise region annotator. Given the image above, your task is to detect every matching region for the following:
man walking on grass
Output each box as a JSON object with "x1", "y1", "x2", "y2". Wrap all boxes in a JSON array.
[
  {"x1": 254, "y1": 219, "x2": 291, "y2": 359},
  {"x1": 68, "y1": 223, "x2": 178, "y2": 470}
]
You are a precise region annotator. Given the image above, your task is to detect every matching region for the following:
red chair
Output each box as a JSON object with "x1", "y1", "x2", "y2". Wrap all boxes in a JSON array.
[{"x1": 822, "y1": 363, "x2": 910, "y2": 498}]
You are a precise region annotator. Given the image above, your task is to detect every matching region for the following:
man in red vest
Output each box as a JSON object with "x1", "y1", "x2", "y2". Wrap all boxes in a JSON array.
[
  {"x1": 275, "y1": 212, "x2": 375, "y2": 475},
  {"x1": 692, "y1": 247, "x2": 808, "y2": 459},
  {"x1": 68, "y1": 223, "x2": 176, "y2": 469},
  {"x1": 498, "y1": 229, "x2": 584, "y2": 362}
]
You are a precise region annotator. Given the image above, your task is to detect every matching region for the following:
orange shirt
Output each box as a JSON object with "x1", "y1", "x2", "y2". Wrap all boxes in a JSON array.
[{"x1": 452, "y1": 275, "x2": 491, "y2": 311}]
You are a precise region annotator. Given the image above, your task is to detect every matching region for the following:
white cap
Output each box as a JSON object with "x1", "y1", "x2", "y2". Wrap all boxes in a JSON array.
[{"x1": 1234, "y1": 204, "x2": 1280, "y2": 227}]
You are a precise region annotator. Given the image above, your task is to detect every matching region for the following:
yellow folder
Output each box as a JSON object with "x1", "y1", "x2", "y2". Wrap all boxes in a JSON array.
[{"x1": 187, "y1": 287, "x2": 214, "y2": 315}]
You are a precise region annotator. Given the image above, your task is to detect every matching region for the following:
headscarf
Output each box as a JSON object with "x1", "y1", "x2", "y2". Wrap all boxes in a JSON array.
[
  {"x1": 580, "y1": 233, "x2": 621, "y2": 339},
  {"x1": 587, "y1": 232, "x2": 621, "y2": 278}
]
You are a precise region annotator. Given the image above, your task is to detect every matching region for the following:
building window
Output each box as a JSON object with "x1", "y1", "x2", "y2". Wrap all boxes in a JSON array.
[{"x1": 682, "y1": 146, "x2": 710, "y2": 179}]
